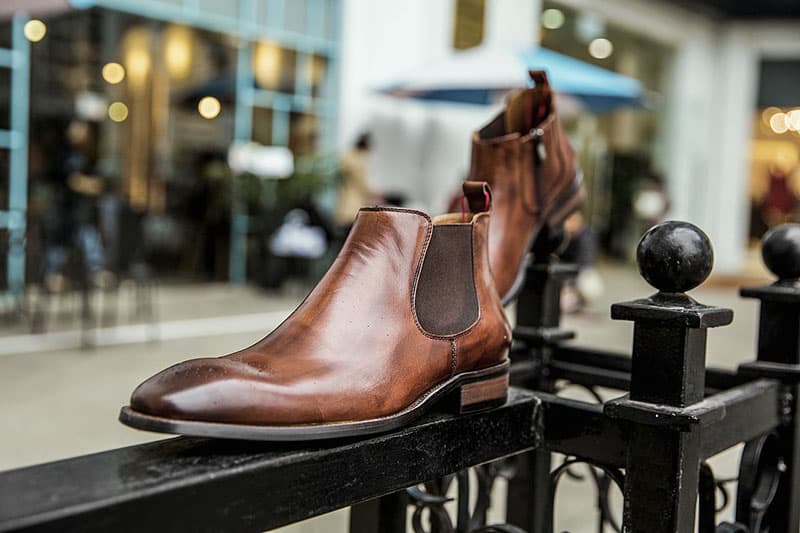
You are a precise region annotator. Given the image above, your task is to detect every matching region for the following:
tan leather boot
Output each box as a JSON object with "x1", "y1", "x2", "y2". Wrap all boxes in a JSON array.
[
  {"x1": 469, "y1": 71, "x2": 584, "y2": 305},
  {"x1": 120, "y1": 182, "x2": 511, "y2": 440}
]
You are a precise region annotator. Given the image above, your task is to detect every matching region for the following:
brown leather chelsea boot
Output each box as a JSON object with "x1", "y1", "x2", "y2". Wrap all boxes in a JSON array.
[
  {"x1": 469, "y1": 70, "x2": 584, "y2": 305},
  {"x1": 120, "y1": 182, "x2": 511, "y2": 441}
]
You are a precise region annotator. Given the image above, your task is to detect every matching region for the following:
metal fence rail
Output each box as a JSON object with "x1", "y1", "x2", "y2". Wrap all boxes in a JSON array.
[
  {"x1": 0, "y1": 389, "x2": 539, "y2": 533},
  {"x1": 2, "y1": 221, "x2": 800, "y2": 533}
]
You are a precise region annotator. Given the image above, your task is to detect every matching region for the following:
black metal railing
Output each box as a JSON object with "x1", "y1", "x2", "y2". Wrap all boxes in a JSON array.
[{"x1": 2, "y1": 221, "x2": 800, "y2": 533}]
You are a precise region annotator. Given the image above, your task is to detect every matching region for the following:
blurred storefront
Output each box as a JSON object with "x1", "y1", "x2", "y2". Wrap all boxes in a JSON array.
[
  {"x1": 0, "y1": 0, "x2": 341, "y2": 300},
  {"x1": 535, "y1": 0, "x2": 800, "y2": 272},
  {"x1": 537, "y1": 1, "x2": 674, "y2": 259},
  {"x1": 749, "y1": 62, "x2": 800, "y2": 242}
]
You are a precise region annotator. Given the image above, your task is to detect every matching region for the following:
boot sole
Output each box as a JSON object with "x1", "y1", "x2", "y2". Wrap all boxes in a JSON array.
[
  {"x1": 118, "y1": 360, "x2": 509, "y2": 441},
  {"x1": 501, "y1": 169, "x2": 585, "y2": 306}
]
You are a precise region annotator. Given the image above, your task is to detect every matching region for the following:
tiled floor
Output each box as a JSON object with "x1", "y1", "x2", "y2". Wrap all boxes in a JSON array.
[{"x1": 0, "y1": 264, "x2": 767, "y2": 531}]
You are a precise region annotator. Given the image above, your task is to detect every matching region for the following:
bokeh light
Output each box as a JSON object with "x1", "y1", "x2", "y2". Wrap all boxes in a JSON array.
[
  {"x1": 123, "y1": 27, "x2": 152, "y2": 88},
  {"x1": 198, "y1": 96, "x2": 221, "y2": 119},
  {"x1": 769, "y1": 112, "x2": 789, "y2": 134},
  {"x1": 108, "y1": 102, "x2": 129, "y2": 122},
  {"x1": 761, "y1": 106, "x2": 782, "y2": 128},
  {"x1": 23, "y1": 20, "x2": 46, "y2": 42},
  {"x1": 541, "y1": 9, "x2": 565, "y2": 30},
  {"x1": 253, "y1": 41, "x2": 281, "y2": 89},
  {"x1": 102, "y1": 62, "x2": 126, "y2": 84},
  {"x1": 588, "y1": 38, "x2": 614, "y2": 59},
  {"x1": 787, "y1": 109, "x2": 800, "y2": 131},
  {"x1": 164, "y1": 25, "x2": 193, "y2": 80}
]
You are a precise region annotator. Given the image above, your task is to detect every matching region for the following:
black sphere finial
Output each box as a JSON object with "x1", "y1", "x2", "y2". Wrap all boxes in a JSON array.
[
  {"x1": 762, "y1": 224, "x2": 800, "y2": 281},
  {"x1": 636, "y1": 221, "x2": 714, "y2": 293}
]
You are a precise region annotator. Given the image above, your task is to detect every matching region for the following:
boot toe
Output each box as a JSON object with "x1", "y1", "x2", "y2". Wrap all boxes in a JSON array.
[
  {"x1": 129, "y1": 358, "x2": 326, "y2": 425},
  {"x1": 130, "y1": 358, "x2": 257, "y2": 423}
]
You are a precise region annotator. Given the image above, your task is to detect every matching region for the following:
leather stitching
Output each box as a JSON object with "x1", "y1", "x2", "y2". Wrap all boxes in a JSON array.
[
  {"x1": 359, "y1": 205, "x2": 432, "y2": 223},
  {"x1": 450, "y1": 340, "x2": 457, "y2": 376}
]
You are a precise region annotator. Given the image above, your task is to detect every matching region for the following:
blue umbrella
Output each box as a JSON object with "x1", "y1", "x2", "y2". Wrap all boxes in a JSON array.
[{"x1": 379, "y1": 45, "x2": 645, "y2": 113}]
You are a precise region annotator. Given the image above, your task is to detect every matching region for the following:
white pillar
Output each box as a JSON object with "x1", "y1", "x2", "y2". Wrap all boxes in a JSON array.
[
  {"x1": 657, "y1": 30, "x2": 716, "y2": 228},
  {"x1": 703, "y1": 28, "x2": 759, "y2": 272}
]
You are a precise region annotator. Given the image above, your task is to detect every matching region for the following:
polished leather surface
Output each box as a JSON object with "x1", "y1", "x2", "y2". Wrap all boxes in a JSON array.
[
  {"x1": 468, "y1": 71, "x2": 579, "y2": 302},
  {"x1": 130, "y1": 203, "x2": 511, "y2": 426}
]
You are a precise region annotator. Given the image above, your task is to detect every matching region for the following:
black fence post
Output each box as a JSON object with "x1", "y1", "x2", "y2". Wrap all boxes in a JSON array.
[
  {"x1": 349, "y1": 491, "x2": 408, "y2": 533},
  {"x1": 607, "y1": 222, "x2": 733, "y2": 532},
  {"x1": 738, "y1": 224, "x2": 800, "y2": 531},
  {"x1": 506, "y1": 226, "x2": 577, "y2": 533}
]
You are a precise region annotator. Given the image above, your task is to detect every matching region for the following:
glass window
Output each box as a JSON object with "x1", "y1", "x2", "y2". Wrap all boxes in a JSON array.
[
  {"x1": 251, "y1": 107, "x2": 274, "y2": 146},
  {"x1": 289, "y1": 111, "x2": 318, "y2": 155},
  {"x1": 253, "y1": 42, "x2": 296, "y2": 93},
  {"x1": 0, "y1": 21, "x2": 11, "y2": 49},
  {"x1": 0, "y1": 66, "x2": 9, "y2": 132},
  {"x1": 0, "y1": 148, "x2": 8, "y2": 210},
  {"x1": 0, "y1": 228, "x2": 7, "y2": 290},
  {"x1": 309, "y1": 54, "x2": 327, "y2": 98}
]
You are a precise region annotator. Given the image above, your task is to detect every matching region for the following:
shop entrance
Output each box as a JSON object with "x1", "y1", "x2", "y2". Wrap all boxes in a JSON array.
[{"x1": 748, "y1": 60, "x2": 800, "y2": 242}]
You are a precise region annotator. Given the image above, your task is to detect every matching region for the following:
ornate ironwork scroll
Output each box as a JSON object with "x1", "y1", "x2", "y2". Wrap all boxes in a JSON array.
[{"x1": 405, "y1": 462, "x2": 525, "y2": 533}]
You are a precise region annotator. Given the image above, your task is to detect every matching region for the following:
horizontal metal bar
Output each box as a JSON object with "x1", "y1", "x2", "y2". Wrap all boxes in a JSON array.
[
  {"x1": 553, "y1": 345, "x2": 632, "y2": 372},
  {"x1": 549, "y1": 360, "x2": 631, "y2": 390},
  {"x1": 0, "y1": 388, "x2": 540, "y2": 533},
  {"x1": 538, "y1": 379, "x2": 781, "y2": 466},
  {"x1": 552, "y1": 345, "x2": 752, "y2": 392},
  {"x1": 701, "y1": 379, "x2": 781, "y2": 458},
  {"x1": 539, "y1": 392, "x2": 628, "y2": 467}
]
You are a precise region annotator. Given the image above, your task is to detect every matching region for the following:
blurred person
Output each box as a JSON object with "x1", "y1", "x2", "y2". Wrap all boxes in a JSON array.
[
  {"x1": 41, "y1": 120, "x2": 112, "y2": 292},
  {"x1": 334, "y1": 132, "x2": 377, "y2": 232},
  {"x1": 560, "y1": 211, "x2": 603, "y2": 314},
  {"x1": 633, "y1": 173, "x2": 670, "y2": 227},
  {"x1": 181, "y1": 152, "x2": 231, "y2": 280},
  {"x1": 761, "y1": 162, "x2": 799, "y2": 228},
  {"x1": 633, "y1": 172, "x2": 671, "y2": 246}
]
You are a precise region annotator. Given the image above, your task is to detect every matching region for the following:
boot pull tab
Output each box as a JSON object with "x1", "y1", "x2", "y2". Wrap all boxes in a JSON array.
[
  {"x1": 528, "y1": 70, "x2": 552, "y2": 125},
  {"x1": 461, "y1": 181, "x2": 492, "y2": 222}
]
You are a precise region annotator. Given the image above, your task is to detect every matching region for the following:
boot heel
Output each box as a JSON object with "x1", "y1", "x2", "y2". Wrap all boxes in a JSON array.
[{"x1": 458, "y1": 370, "x2": 509, "y2": 414}]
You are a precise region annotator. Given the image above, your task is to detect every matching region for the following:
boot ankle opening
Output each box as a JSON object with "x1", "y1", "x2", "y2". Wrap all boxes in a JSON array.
[
  {"x1": 477, "y1": 113, "x2": 507, "y2": 139},
  {"x1": 431, "y1": 213, "x2": 477, "y2": 225},
  {"x1": 505, "y1": 87, "x2": 552, "y2": 134}
]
